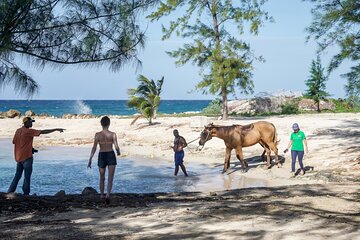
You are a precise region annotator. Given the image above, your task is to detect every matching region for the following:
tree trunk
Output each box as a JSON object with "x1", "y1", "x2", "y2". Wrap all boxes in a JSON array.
[
  {"x1": 222, "y1": 88, "x2": 229, "y2": 120},
  {"x1": 153, "y1": 108, "x2": 157, "y2": 119},
  {"x1": 317, "y1": 100, "x2": 320, "y2": 112}
]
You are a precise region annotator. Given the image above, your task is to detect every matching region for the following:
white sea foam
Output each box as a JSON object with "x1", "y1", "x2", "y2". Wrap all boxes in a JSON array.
[{"x1": 74, "y1": 100, "x2": 92, "y2": 114}]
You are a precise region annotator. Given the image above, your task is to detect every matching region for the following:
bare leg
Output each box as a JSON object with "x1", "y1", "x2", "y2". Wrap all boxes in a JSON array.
[
  {"x1": 106, "y1": 165, "x2": 116, "y2": 198},
  {"x1": 223, "y1": 147, "x2": 232, "y2": 173},
  {"x1": 99, "y1": 168, "x2": 106, "y2": 198},
  {"x1": 174, "y1": 166, "x2": 180, "y2": 176},
  {"x1": 180, "y1": 164, "x2": 188, "y2": 176}
]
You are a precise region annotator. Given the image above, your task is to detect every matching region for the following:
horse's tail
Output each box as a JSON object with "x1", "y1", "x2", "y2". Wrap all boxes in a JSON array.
[{"x1": 272, "y1": 123, "x2": 280, "y2": 146}]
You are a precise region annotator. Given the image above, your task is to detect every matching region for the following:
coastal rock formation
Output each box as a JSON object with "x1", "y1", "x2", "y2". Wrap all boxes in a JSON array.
[
  {"x1": 62, "y1": 114, "x2": 94, "y2": 119},
  {"x1": 54, "y1": 190, "x2": 66, "y2": 197},
  {"x1": 298, "y1": 99, "x2": 335, "y2": 111},
  {"x1": 25, "y1": 110, "x2": 36, "y2": 117},
  {"x1": 228, "y1": 97, "x2": 287, "y2": 114},
  {"x1": 6, "y1": 109, "x2": 21, "y2": 118},
  {"x1": 82, "y1": 187, "x2": 97, "y2": 196}
]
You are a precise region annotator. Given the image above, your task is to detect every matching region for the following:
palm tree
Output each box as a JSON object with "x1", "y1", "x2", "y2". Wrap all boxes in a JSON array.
[{"x1": 128, "y1": 75, "x2": 164, "y2": 125}]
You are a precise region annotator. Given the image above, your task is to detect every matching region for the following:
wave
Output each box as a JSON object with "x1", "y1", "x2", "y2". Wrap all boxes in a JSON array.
[{"x1": 73, "y1": 100, "x2": 92, "y2": 114}]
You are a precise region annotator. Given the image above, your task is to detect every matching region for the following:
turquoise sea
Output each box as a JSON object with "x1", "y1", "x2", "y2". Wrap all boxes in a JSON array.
[{"x1": 0, "y1": 100, "x2": 211, "y2": 117}]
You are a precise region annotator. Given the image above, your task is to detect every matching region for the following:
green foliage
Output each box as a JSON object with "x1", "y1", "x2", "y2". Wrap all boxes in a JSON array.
[
  {"x1": 304, "y1": 56, "x2": 330, "y2": 112},
  {"x1": 0, "y1": 0, "x2": 155, "y2": 97},
  {"x1": 127, "y1": 75, "x2": 164, "y2": 125},
  {"x1": 306, "y1": 0, "x2": 360, "y2": 99},
  {"x1": 202, "y1": 99, "x2": 222, "y2": 115},
  {"x1": 280, "y1": 101, "x2": 299, "y2": 115},
  {"x1": 149, "y1": 0, "x2": 271, "y2": 119},
  {"x1": 332, "y1": 98, "x2": 360, "y2": 112}
]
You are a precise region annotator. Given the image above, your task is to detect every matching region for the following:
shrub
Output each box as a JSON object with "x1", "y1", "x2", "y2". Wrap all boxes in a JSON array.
[
  {"x1": 202, "y1": 99, "x2": 222, "y2": 115},
  {"x1": 280, "y1": 100, "x2": 299, "y2": 114}
]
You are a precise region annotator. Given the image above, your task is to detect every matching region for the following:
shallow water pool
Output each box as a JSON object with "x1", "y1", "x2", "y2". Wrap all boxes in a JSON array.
[{"x1": 0, "y1": 139, "x2": 268, "y2": 195}]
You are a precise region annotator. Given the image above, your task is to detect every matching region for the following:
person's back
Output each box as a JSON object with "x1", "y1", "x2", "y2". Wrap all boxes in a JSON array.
[
  {"x1": 97, "y1": 130, "x2": 115, "y2": 152},
  {"x1": 88, "y1": 116, "x2": 120, "y2": 203}
]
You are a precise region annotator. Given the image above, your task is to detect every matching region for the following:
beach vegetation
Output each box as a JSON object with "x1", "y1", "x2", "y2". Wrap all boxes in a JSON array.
[
  {"x1": 128, "y1": 75, "x2": 164, "y2": 125},
  {"x1": 304, "y1": 56, "x2": 330, "y2": 112},
  {"x1": 149, "y1": 0, "x2": 271, "y2": 120},
  {"x1": 306, "y1": 0, "x2": 360, "y2": 102},
  {"x1": 0, "y1": 0, "x2": 156, "y2": 97},
  {"x1": 201, "y1": 98, "x2": 222, "y2": 115}
]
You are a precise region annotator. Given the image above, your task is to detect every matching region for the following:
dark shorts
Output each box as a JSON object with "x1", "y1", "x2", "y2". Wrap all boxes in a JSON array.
[
  {"x1": 98, "y1": 151, "x2": 117, "y2": 168},
  {"x1": 174, "y1": 150, "x2": 184, "y2": 166}
]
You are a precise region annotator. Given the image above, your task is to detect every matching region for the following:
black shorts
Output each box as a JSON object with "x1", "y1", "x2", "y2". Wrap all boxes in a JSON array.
[{"x1": 98, "y1": 151, "x2": 117, "y2": 168}]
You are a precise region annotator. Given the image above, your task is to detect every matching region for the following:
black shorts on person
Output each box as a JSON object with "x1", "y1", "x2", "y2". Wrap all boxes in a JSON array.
[{"x1": 98, "y1": 151, "x2": 117, "y2": 168}]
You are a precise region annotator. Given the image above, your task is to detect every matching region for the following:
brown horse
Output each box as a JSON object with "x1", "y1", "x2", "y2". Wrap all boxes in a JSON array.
[{"x1": 199, "y1": 121, "x2": 280, "y2": 173}]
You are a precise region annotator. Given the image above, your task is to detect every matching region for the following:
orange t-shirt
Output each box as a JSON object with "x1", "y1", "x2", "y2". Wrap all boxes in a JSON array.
[{"x1": 13, "y1": 126, "x2": 41, "y2": 162}]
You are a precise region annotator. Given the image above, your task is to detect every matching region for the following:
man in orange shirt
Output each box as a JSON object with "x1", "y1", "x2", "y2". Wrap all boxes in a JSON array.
[{"x1": 8, "y1": 117, "x2": 65, "y2": 195}]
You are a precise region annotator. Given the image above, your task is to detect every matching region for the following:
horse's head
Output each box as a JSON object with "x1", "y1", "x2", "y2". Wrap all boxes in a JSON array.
[{"x1": 199, "y1": 123, "x2": 215, "y2": 146}]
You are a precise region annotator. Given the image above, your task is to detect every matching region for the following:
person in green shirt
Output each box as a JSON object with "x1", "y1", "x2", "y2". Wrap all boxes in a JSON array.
[{"x1": 284, "y1": 123, "x2": 308, "y2": 177}]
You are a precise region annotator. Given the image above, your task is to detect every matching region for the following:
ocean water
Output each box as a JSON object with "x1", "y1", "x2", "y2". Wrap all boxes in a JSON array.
[
  {"x1": 0, "y1": 100, "x2": 211, "y2": 117},
  {"x1": 0, "y1": 139, "x2": 267, "y2": 195}
]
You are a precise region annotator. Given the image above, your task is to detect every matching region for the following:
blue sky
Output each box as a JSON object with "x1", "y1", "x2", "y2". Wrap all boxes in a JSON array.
[{"x1": 0, "y1": 0, "x2": 351, "y2": 100}]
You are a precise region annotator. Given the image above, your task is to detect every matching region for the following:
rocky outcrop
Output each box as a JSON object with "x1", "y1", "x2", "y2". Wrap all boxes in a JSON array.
[
  {"x1": 228, "y1": 97, "x2": 287, "y2": 114},
  {"x1": 25, "y1": 110, "x2": 36, "y2": 117},
  {"x1": 6, "y1": 109, "x2": 21, "y2": 118},
  {"x1": 81, "y1": 187, "x2": 98, "y2": 196},
  {"x1": 298, "y1": 99, "x2": 335, "y2": 111},
  {"x1": 62, "y1": 114, "x2": 94, "y2": 119},
  {"x1": 54, "y1": 190, "x2": 66, "y2": 197}
]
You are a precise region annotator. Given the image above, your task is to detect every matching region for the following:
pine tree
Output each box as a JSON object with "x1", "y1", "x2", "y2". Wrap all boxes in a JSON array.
[
  {"x1": 306, "y1": 0, "x2": 359, "y2": 102},
  {"x1": 149, "y1": 0, "x2": 271, "y2": 120},
  {"x1": 304, "y1": 56, "x2": 330, "y2": 112},
  {"x1": 0, "y1": 0, "x2": 156, "y2": 97}
]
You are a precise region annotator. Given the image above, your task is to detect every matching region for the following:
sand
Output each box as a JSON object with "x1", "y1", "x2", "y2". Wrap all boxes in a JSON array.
[{"x1": 0, "y1": 113, "x2": 359, "y2": 239}]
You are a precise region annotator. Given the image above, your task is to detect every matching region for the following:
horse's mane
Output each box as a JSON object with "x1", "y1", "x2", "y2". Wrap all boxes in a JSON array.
[{"x1": 206, "y1": 123, "x2": 254, "y2": 137}]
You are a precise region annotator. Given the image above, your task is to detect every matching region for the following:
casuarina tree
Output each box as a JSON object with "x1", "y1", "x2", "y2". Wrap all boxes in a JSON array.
[
  {"x1": 306, "y1": 0, "x2": 360, "y2": 105},
  {"x1": 0, "y1": 0, "x2": 157, "y2": 97},
  {"x1": 304, "y1": 56, "x2": 330, "y2": 112},
  {"x1": 148, "y1": 0, "x2": 271, "y2": 120},
  {"x1": 128, "y1": 75, "x2": 164, "y2": 125}
]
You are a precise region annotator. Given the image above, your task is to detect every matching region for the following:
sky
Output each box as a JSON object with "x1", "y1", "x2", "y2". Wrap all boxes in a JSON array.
[{"x1": 0, "y1": 0, "x2": 351, "y2": 100}]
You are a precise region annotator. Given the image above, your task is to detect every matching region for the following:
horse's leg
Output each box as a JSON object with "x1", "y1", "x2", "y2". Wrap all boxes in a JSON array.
[
  {"x1": 223, "y1": 147, "x2": 232, "y2": 173},
  {"x1": 235, "y1": 147, "x2": 246, "y2": 173},
  {"x1": 260, "y1": 140, "x2": 271, "y2": 169},
  {"x1": 258, "y1": 142, "x2": 266, "y2": 162},
  {"x1": 268, "y1": 141, "x2": 281, "y2": 168}
]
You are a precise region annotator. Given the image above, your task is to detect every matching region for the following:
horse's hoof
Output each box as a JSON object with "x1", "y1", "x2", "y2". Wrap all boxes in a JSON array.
[
  {"x1": 241, "y1": 169, "x2": 247, "y2": 173},
  {"x1": 266, "y1": 165, "x2": 271, "y2": 169},
  {"x1": 277, "y1": 163, "x2": 282, "y2": 168}
]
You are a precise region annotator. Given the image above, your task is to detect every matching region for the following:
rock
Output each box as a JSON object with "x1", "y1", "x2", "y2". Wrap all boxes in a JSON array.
[
  {"x1": 298, "y1": 99, "x2": 335, "y2": 111},
  {"x1": 82, "y1": 187, "x2": 98, "y2": 196},
  {"x1": 228, "y1": 96, "x2": 287, "y2": 115},
  {"x1": 62, "y1": 114, "x2": 77, "y2": 119},
  {"x1": 25, "y1": 110, "x2": 36, "y2": 117},
  {"x1": 0, "y1": 112, "x2": 6, "y2": 118},
  {"x1": 54, "y1": 190, "x2": 66, "y2": 197},
  {"x1": 6, "y1": 109, "x2": 21, "y2": 118}
]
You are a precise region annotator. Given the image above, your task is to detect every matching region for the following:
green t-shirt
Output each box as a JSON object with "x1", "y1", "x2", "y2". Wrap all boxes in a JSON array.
[{"x1": 290, "y1": 131, "x2": 306, "y2": 151}]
